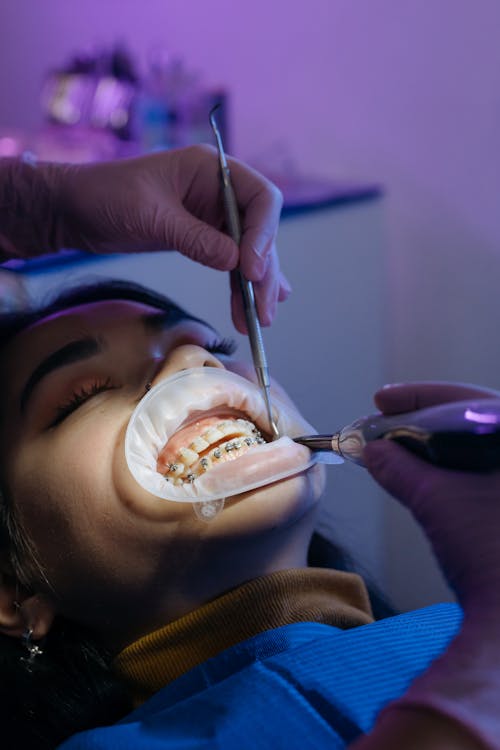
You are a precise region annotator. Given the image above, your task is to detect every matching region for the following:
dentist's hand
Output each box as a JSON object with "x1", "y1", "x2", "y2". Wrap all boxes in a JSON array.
[
  {"x1": 363, "y1": 381, "x2": 500, "y2": 608},
  {"x1": 356, "y1": 381, "x2": 500, "y2": 750},
  {"x1": 0, "y1": 146, "x2": 289, "y2": 332}
]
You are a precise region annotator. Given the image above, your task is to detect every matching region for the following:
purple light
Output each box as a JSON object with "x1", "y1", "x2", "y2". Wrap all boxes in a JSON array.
[
  {"x1": 0, "y1": 136, "x2": 20, "y2": 156},
  {"x1": 464, "y1": 408, "x2": 500, "y2": 425}
]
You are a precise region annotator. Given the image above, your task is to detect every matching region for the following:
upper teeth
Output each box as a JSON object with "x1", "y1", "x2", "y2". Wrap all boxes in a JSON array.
[
  {"x1": 162, "y1": 418, "x2": 264, "y2": 485},
  {"x1": 204, "y1": 427, "x2": 224, "y2": 443},
  {"x1": 179, "y1": 447, "x2": 198, "y2": 467},
  {"x1": 190, "y1": 436, "x2": 210, "y2": 452}
]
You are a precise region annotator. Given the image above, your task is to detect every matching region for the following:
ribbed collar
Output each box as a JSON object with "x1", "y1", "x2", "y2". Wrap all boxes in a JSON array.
[{"x1": 114, "y1": 568, "x2": 373, "y2": 706}]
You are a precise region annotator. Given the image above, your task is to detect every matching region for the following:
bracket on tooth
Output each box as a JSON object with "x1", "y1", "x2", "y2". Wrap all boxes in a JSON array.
[
  {"x1": 226, "y1": 440, "x2": 243, "y2": 453},
  {"x1": 161, "y1": 420, "x2": 263, "y2": 488},
  {"x1": 164, "y1": 462, "x2": 185, "y2": 478}
]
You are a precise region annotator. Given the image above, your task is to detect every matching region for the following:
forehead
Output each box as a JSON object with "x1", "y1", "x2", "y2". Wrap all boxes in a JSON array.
[
  {"x1": 1, "y1": 300, "x2": 162, "y2": 378},
  {"x1": 29, "y1": 299, "x2": 161, "y2": 333}
]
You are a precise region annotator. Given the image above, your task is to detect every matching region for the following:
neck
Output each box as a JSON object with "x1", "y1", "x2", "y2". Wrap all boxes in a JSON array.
[
  {"x1": 103, "y1": 519, "x2": 316, "y2": 652},
  {"x1": 114, "y1": 566, "x2": 374, "y2": 705}
]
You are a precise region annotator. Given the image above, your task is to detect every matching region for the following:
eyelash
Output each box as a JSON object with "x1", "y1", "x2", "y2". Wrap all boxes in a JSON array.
[
  {"x1": 51, "y1": 377, "x2": 115, "y2": 426},
  {"x1": 205, "y1": 337, "x2": 237, "y2": 357},
  {"x1": 50, "y1": 337, "x2": 236, "y2": 427}
]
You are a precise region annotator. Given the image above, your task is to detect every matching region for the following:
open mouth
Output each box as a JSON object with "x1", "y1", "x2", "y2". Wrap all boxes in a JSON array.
[
  {"x1": 125, "y1": 367, "x2": 316, "y2": 503},
  {"x1": 157, "y1": 409, "x2": 268, "y2": 486}
]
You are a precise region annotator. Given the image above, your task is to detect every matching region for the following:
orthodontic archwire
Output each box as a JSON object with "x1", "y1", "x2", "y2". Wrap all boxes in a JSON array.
[{"x1": 209, "y1": 105, "x2": 280, "y2": 440}]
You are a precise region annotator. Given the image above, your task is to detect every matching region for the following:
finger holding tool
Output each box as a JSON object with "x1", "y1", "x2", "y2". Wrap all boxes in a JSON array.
[{"x1": 209, "y1": 105, "x2": 280, "y2": 440}]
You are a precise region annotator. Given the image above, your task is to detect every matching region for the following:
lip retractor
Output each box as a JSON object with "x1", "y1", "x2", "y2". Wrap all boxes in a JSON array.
[{"x1": 124, "y1": 368, "x2": 320, "y2": 514}]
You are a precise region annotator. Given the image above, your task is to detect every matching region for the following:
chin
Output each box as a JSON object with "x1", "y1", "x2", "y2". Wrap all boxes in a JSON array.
[
  {"x1": 209, "y1": 462, "x2": 327, "y2": 537},
  {"x1": 116, "y1": 437, "x2": 325, "y2": 538}
]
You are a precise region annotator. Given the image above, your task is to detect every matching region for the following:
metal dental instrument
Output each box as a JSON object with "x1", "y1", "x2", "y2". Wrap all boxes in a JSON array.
[
  {"x1": 209, "y1": 105, "x2": 280, "y2": 440},
  {"x1": 293, "y1": 398, "x2": 500, "y2": 472}
]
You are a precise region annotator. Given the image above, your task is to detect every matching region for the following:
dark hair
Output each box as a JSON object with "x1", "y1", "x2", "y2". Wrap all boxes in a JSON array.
[
  {"x1": 0, "y1": 279, "x2": 394, "y2": 748},
  {"x1": 0, "y1": 278, "x2": 202, "y2": 349},
  {"x1": 0, "y1": 619, "x2": 132, "y2": 750},
  {"x1": 0, "y1": 280, "x2": 194, "y2": 748}
]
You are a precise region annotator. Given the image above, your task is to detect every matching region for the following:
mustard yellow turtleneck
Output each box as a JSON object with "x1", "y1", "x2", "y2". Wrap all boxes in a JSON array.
[{"x1": 114, "y1": 568, "x2": 374, "y2": 707}]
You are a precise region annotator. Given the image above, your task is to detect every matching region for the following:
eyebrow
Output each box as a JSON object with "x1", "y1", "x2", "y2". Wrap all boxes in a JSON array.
[
  {"x1": 20, "y1": 338, "x2": 104, "y2": 414},
  {"x1": 18, "y1": 307, "x2": 215, "y2": 414},
  {"x1": 141, "y1": 308, "x2": 216, "y2": 334}
]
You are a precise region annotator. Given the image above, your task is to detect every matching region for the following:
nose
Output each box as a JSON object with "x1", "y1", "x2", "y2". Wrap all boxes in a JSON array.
[{"x1": 150, "y1": 344, "x2": 225, "y2": 387}]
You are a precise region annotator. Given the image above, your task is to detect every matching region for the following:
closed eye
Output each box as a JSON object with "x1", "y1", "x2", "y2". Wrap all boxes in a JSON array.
[
  {"x1": 50, "y1": 377, "x2": 118, "y2": 427},
  {"x1": 49, "y1": 337, "x2": 236, "y2": 427},
  {"x1": 205, "y1": 337, "x2": 237, "y2": 357}
]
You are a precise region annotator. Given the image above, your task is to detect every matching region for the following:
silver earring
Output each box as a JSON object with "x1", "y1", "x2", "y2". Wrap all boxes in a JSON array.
[{"x1": 20, "y1": 628, "x2": 43, "y2": 669}]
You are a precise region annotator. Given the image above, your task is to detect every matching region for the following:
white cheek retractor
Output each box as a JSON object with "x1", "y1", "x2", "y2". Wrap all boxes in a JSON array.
[{"x1": 124, "y1": 367, "x2": 321, "y2": 519}]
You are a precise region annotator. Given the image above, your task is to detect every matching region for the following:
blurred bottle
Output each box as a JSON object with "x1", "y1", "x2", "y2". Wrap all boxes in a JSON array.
[
  {"x1": 90, "y1": 44, "x2": 139, "y2": 141},
  {"x1": 137, "y1": 46, "x2": 228, "y2": 152},
  {"x1": 34, "y1": 44, "x2": 228, "y2": 161},
  {"x1": 41, "y1": 51, "x2": 97, "y2": 127},
  {"x1": 37, "y1": 44, "x2": 139, "y2": 162}
]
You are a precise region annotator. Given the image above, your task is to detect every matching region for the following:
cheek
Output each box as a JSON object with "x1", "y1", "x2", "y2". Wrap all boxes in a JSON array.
[
  {"x1": 64, "y1": 420, "x2": 117, "y2": 485},
  {"x1": 51, "y1": 418, "x2": 119, "y2": 508},
  {"x1": 113, "y1": 425, "x2": 194, "y2": 523},
  {"x1": 7, "y1": 421, "x2": 121, "y2": 577}
]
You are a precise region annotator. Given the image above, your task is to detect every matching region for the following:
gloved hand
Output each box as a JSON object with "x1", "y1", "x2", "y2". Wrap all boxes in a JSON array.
[
  {"x1": 359, "y1": 381, "x2": 500, "y2": 749},
  {"x1": 0, "y1": 146, "x2": 289, "y2": 332}
]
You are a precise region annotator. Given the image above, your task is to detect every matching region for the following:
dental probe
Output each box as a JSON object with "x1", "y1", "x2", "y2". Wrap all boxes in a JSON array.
[
  {"x1": 209, "y1": 106, "x2": 280, "y2": 440},
  {"x1": 293, "y1": 399, "x2": 500, "y2": 472}
]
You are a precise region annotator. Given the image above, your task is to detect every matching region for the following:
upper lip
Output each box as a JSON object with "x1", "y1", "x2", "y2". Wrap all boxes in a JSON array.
[{"x1": 139, "y1": 366, "x2": 308, "y2": 450}]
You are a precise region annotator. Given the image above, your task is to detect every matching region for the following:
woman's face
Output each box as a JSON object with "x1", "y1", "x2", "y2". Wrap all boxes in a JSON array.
[{"x1": 0, "y1": 298, "x2": 325, "y2": 647}]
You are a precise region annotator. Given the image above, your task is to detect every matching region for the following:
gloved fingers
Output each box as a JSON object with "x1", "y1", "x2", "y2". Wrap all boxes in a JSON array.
[
  {"x1": 162, "y1": 206, "x2": 239, "y2": 271},
  {"x1": 363, "y1": 439, "x2": 463, "y2": 513},
  {"x1": 238, "y1": 228, "x2": 279, "y2": 283},
  {"x1": 229, "y1": 254, "x2": 283, "y2": 333},
  {"x1": 252, "y1": 249, "x2": 281, "y2": 327},
  {"x1": 227, "y1": 156, "x2": 283, "y2": 283},
  {"x1": 278, "y1": 271, "x2": 292, "y2": 302},
  {"x1": 374, "y1": 381, "x2": 500, "y2": 416},
  {"x1": 364, "y1": 439, "x2": 500, "y2": 604},
  {"x1": 365, "y1": 438, "x2": 500, "y2": 535}
]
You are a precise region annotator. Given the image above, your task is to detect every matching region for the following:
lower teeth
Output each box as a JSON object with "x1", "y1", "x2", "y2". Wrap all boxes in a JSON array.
[{"x1": 163, "y1": 432, "x2": 263, "y2": 485}]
